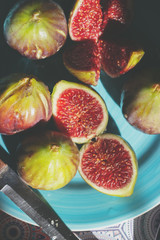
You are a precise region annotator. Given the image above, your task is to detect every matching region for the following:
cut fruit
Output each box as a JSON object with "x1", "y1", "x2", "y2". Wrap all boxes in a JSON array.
[
  {"x1": 101, "y1": 37, "x2": 144, "y2": 78},
  {"x1": 51, "y1": 80, "x2": 108, "y2": 144},
  {"x1": 63, "y1": 40, "x2": 102, "y2": 86},
  {"x1": 79, "y1": 133, "x2": 138, "y2": 197},
  {"x1": 102, "y1": 0, "x2": 133, "y2": 27},
  {"x1": 68, "y1": 0, "x2": 103, "y2": 41}
]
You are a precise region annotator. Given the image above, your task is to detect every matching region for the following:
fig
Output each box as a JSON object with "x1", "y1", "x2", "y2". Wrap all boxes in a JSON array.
[
  {"x1": 0, "y1": 73, "x2": 52, "y2": 135},
  {"x1": 121, "y1": 67, "x2": 160, "y2": 134},
  {"x1": 4, "y1": 0, "x2": 67, "y2": 60},
  {"x1": 63, "y1": 40, "x2": 102, "y2": 86},
  {"x1": 78, "y1": 133, "x2": 138, "y2": 197},
  {"x1": 16, "y1": 131, "x2": 79, "y2": 190},
  {"x1": 51, "y1": 80, "x2": 108, "y2": 144},
  {"x1": 101, "y1": 37, "x2": 144, "y2": 78},
  {"x1": 103, "y1": 0, "x2": 133, "y2": 26},
  {"x1": 68, "y1": 0, "x2": 103, "y2": 41}
]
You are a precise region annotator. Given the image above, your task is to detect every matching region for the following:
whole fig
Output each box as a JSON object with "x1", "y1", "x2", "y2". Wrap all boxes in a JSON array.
[
  {"x1": 0, "y1": 73, "x2": 52, "y2": 135},
  {"x1": 121, "y1": 67, "x2": 160, "y2": 134},
  {"x1": 16, "y1": 131, "x2": 80, "y2": 190},
  {"x1": 4, "y1": 0, "x2": 67, "y2": 59}
]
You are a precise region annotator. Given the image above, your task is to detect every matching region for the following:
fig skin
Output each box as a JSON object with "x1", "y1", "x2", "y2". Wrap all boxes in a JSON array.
[
  {"x1": 121, "y1": 67, "x2": 160, "y2": 134},
  {"x1": 16, "y1": 131, "x2": 80, "y2": 190},
  {"x1": 3, "y1": 0, "x2": 67, "y2": 60},
  {"x1": 0, "y1": 73, "x2": 52, "y2": 135}
]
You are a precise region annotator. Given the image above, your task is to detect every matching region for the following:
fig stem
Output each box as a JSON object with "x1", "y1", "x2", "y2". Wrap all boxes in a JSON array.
[{"x1": 32, "y1": 10, "x2": 41, "y2": 22}]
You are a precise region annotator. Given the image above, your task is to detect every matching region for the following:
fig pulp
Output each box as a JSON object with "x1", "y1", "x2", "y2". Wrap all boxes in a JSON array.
[
  {"x1": 66, "y1": 0, "x2": 144, "y2": 84},
  {"x1": 63, "y1": 40, "x2": 102, "y2": 86},
  {"x1": 69, "y1": 0, "x2": 103, "y2": 41},
  {"x1": 69, "y1": 0, "x2": 133, "y2": 41},
  {"x1": 51, "y1": 80, "x2": 108, "y2": 143},
  {"x1": 79, "y1": 133, "x2": 138, "y2": 197},
  {"x1": 102, "y1": 0, "x2": 133, "y2": 26},
  {"x1": 16, "y1": 131, "x2": 79, "y2": 190},
  {"x1": 0, "y1": 73, "x2": 52, "y2": 135},
  {"x1": 101, "y1": 37, "x2": 144, "y2": 78},
  {"x1": 63, "y1": 37, "x2": 144, "y2": 84},
  {"x1": 4, "y1": 0, "x2": 67, "y2": 59},
  {"x1": 121, "y1": 67, "x2": 160, "y2": 134}
]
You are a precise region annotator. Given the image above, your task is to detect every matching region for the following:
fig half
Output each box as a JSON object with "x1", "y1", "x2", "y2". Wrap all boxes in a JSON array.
[
  {"x1": 4, "y1": 0, "x2": 67, "y2": 59},
  {"x1": 16, "y1": 131, "x2": 79, "y2": 190},
  {"x1": 51, "y1": 80, "x2": 108, "y2": 143},
  {"x1": 0, "y1": 73, "x2": 52, "y2": 135},
  {"x1": 63, "y1": 40, "x2": 102, "y2": 86},
  {"x1": 121, "y1": 67, "x2": 160, "y2": 134},
  {"x1": 68, "y1": 0, "x2": 103, "y2": 41},
  {"x1": 79, "y1": 133, "x2": 138, "y2": 197},
  {"x1": 101, "y1": 37, "x2": 144, "y2": 78}
]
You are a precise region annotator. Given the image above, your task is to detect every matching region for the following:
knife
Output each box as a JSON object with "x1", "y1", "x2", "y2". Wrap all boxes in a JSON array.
[
  {"x1": 0, "y1": 148, "x2": 79, "y2": 240},
  {"x1": 155, "y1": 223, "x2": 160, "y2": 240}
]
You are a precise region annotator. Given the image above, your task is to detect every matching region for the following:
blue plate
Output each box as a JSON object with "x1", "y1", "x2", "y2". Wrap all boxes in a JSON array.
[
  {"x1": 0, "y1": 79, "x2": 160, "y2": 230},
  {"x1": 0, "y1": 0, "x2": 160, "y2": 232}
]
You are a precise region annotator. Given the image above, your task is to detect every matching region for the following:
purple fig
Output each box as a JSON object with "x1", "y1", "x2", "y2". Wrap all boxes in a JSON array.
[
  {"x1": 0, "y1": 73, "x2": 52, "y2": 135},
  {"x1": 121, "y1": 67, "x2": 160, "y2": 134},
  {"x1": 3, "y1": 0, "x2": 67, "y2": 59}
]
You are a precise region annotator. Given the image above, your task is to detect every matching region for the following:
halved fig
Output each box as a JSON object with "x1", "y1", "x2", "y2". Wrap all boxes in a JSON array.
[
  {"x1": 63, "y1": 40, "x2": 102, "y2": 86},
  {"x1": 68, "y1": 0, "x2": 103, "y2": 41},
  {"x1": 51, "y1": 80, "x2": 108, "y2": 143},
  {"x1": 4, "y1": 0, "x2": 67, "y2": 59},
  {"x1": 101, "y1": 37, "x2": 144, "y2": 78},
  {"x1": 79, "y1": 133, "x2": 138, "y2": 197},
  {"x1": 121, "y1": 67, "x2": 160, "y2": 134},
  {"x1": 16, "y1": 131, "x2": 79, "y2": 190},
  {"x1": 0, "y1": 73, "x2": 52, "y2": 135}
]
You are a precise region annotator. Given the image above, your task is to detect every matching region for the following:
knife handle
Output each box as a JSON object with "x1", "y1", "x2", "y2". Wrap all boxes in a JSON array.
[{"x1": 0, "y1": 159, "x2": 7, "y2": 172}]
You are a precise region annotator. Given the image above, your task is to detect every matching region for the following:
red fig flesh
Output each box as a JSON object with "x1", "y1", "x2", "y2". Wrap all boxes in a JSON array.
[
  {"x1": 79, "y1": 133, "x2": 138, "y2": 197},
  {"x1": 51, "y1": 80, "x2": 108, "y2": 144},
  {"x1": 69, "y1": 0, "x2": 103, "y2": 41},
  {"x1": 101, "y1": 38, "x2": 144, "y2": 78},
  {"x1": 63, "y1": 40, "x2": 102, "y2": 86}
]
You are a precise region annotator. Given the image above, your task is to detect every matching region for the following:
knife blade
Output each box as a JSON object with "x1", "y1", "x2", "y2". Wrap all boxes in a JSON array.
[
  {"x1": 155, "y1": 223, "x2": 160, "y2": 240},
  {"x1": 0, "y1": 154, "x2": 79, "y2": 240}
]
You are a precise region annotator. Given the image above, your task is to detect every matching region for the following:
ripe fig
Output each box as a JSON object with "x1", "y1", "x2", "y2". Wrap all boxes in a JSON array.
[
  {"x1": 16, "y1": 131, "x2": 80, "y2": 190},
  {"x1": 0, "y1": 73, "x2": 52, "y2": 135},
  {"x1": 4, "y1": 0, "x2": 67, "y2": 59},
  {"x1": 79, "y1": 133, "x2": 138, "y2": 197},
  {"x1": 104, "y1": 0, "x2": 133, "y2": 25},
  {"x1": 68, "y1": 0, "x2": 103, "y2": 41},
  {"x1": 121, "y1": 67, "x2": 160, "y2": 134},
  {"x1": 63, "y1": 40, "x2": 102, "y2": 86},
  {"x1": 51, "y1": 80, "x2": 108, "y2": 144},
  {"x1": 101, "y1": 37, "x2": 144, "y2": 78}
]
